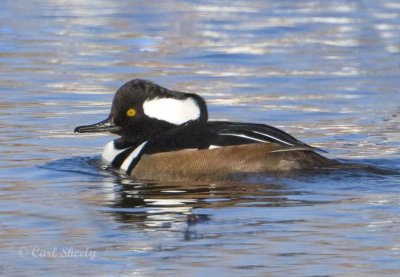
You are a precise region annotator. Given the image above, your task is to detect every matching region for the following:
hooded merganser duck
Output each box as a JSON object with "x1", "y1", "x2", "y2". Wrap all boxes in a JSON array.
[{"x1": 74, "y1": 79, "x2": 338, "y2": 181}]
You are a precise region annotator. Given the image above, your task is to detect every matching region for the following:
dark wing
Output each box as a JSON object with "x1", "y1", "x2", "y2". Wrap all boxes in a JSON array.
[
  {"x1": 142, "y1": 121, "x2": 324, "y2": 155},
  {"x1": 206, "y1": 121, "x2": 310, "y2": 147}
]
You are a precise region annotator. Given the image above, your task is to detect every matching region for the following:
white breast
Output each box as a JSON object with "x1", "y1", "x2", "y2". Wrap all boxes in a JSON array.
[
  {"x1": 102, "y1": 140, "x2": 148, "y2": 174},
  {"x1": 143, "y1": 97, "x2": 200, "y2": 125},
  {"x1": 102, "y1": 141, "x2": 125, "y2": 163}
]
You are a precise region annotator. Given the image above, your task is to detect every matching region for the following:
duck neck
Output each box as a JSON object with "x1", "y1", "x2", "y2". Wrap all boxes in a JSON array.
[
  {"x1": 113, "y1": 137, "x2": 142, "y2": 150},
  {"x1": 119, "y1": 119, "x2": 177, "y2": 144}
]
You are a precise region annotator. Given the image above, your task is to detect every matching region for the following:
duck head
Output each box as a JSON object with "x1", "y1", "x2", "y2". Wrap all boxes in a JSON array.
[{"x1": 74, "y1": 79, "x2": 208, "y2": 141}]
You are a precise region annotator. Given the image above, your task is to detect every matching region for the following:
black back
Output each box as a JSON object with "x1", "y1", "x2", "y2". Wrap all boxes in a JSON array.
[{"x1": 140, "y1": 121, "x2": 316, "y2": 155}]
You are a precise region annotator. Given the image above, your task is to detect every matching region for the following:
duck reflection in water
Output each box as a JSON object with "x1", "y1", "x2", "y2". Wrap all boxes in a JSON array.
[{"x1": 97, "y1": 171, "x2": 304, "y2": 233}]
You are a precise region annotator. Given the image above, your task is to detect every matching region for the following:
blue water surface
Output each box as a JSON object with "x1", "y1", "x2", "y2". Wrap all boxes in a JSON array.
[{"x1": 1, "y1": 1, "x2": 400, "y2": 276}]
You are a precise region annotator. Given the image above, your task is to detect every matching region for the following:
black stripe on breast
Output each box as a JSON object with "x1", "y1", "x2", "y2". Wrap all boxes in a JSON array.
[
  {"x1": 111, "y1": 147, "x2": 134, "y2": 168},
  {"x1": 123, "y1": 142, "x2": 149, "y2": 176}
]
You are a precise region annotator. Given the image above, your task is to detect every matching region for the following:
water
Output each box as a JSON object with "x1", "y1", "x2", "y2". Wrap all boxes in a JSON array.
[{"x1": 1, "y1": 0, "x2": 400, "y2": 276}]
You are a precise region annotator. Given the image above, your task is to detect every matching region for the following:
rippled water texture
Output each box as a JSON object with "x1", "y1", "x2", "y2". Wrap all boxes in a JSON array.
[{"x1": 1, "y1": 1, "x2": 400, "y2": 276}]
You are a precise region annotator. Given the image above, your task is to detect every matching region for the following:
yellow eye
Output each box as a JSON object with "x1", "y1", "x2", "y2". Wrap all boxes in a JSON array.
[{"x1": 126, "y1": 108, "x2": 136, "y2": 117}]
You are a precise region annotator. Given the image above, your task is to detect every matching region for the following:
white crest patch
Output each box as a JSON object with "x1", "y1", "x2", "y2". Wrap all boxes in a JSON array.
[
  {"x1": 143, "y1": 97, "x2": 200, "y2": 125},
  {"x1": 102, "y1": 141, "x2": 126, "y2": 163}
]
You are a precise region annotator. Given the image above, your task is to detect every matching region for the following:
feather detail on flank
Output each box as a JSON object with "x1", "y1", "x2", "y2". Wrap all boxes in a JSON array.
[
  {"x1": 209, "y1": 145, "x2": 221, "y2": 149},
  {"x1": 251, "y1": 130, "x2": 294, "y2": 146},
  {"x1": 270, "y1": 147, "x2": 314, "y2": 153},
  {"x1": 219, "y1": 130, "x2": 296, "y2": 146},
  {"x1": 143, "y1": 97, "x2": 200, "y2": 125},
  {"x1": 219, "y1": 133, "x2": 274, "y2": 144}
]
